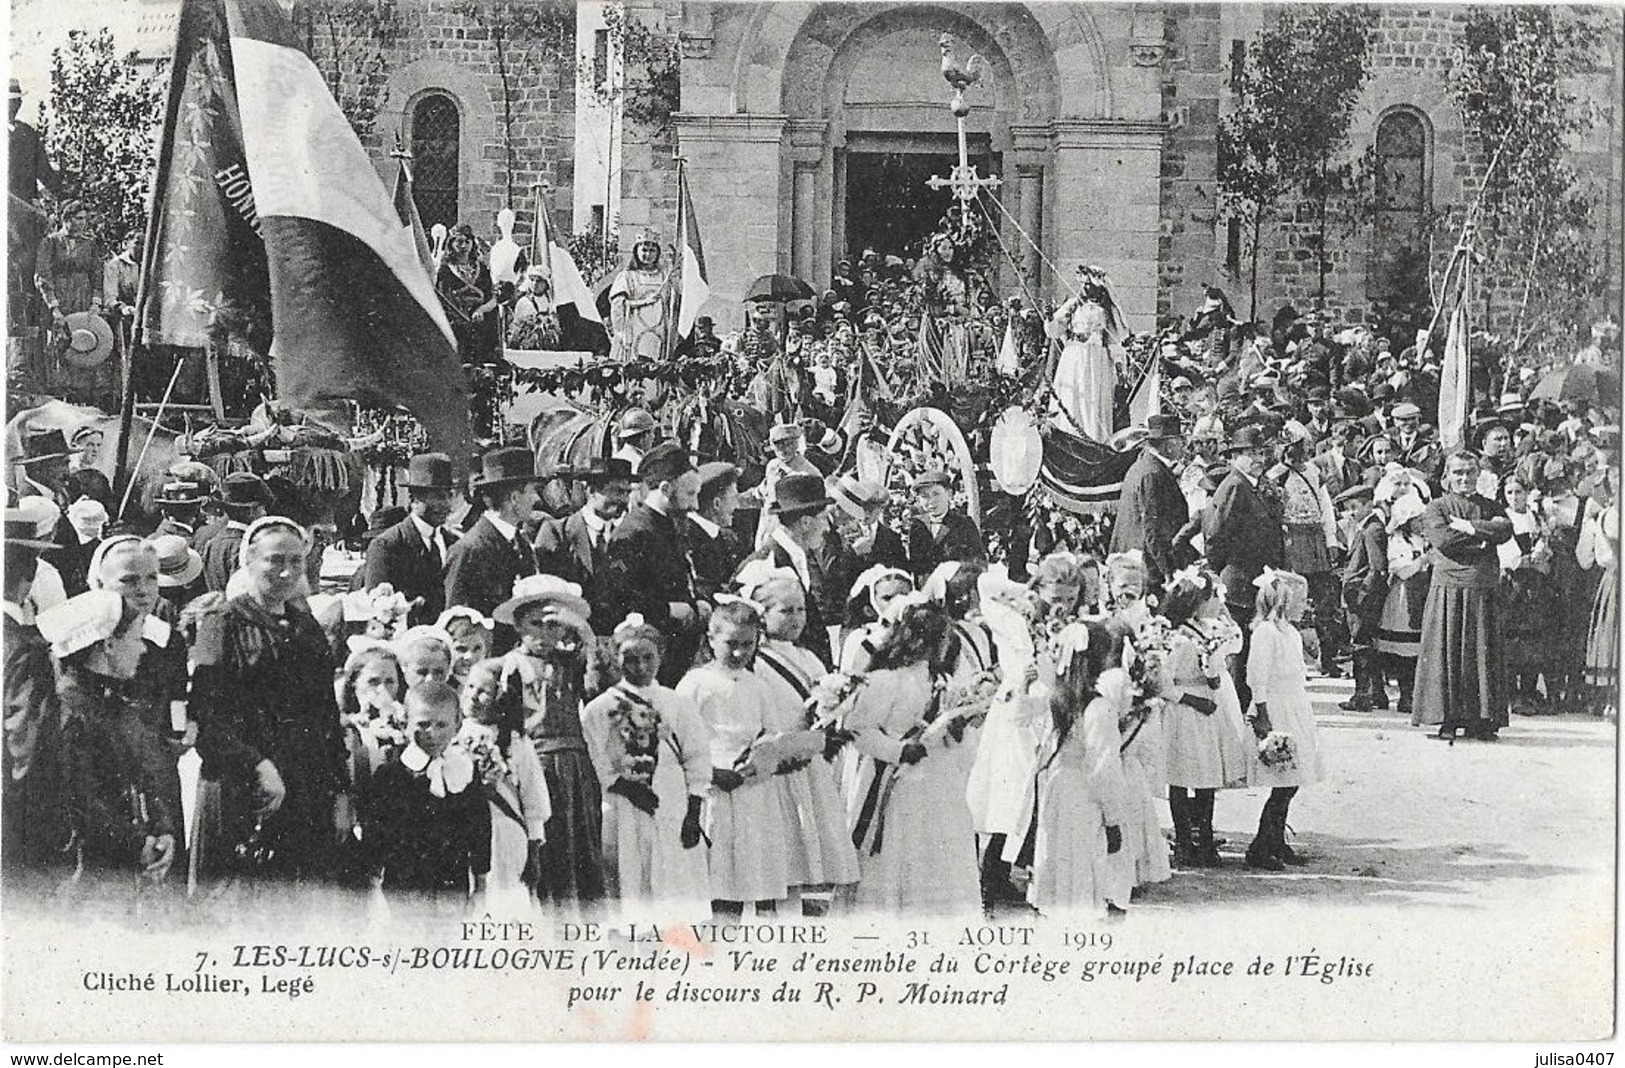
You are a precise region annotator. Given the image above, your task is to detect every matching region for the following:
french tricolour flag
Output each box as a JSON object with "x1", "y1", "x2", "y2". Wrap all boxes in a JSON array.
[{"x1": 217, "y1": 0, "x2": 471, "y2": 461}]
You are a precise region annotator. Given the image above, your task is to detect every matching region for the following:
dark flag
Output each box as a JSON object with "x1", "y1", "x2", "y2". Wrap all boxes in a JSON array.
[
  {"x1": 207, "y1": 0, "x2": 471, "y2": 462},
  {"x1": 137, "y1": 0, "x2": 271, "y2": 355},
  {"x1": 392, "y1": 155, "x2": 435, "y2": 279}
]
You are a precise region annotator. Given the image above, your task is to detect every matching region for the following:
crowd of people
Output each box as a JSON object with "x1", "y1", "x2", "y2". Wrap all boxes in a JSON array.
[{"x1": 3, "y1": 232, "x2": 1621, "y2": 924}]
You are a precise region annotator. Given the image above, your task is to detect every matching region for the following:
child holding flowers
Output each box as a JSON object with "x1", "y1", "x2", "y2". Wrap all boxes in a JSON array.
[
  {"x1": 1028, "y1": 618, "x2": 1132, "y2": 917},
  {"x1": 1159, "y1": 567, "x2": 1251, "y2": 868},
  {"x1": 1244, "y1": 568, "x2": 1324, "y2": 871},
  {"x1": 677, "y1": 601, "x2": 791, "y2": 916},
  {"x1": 841, "y1": 597, "x2": 982, "y2": 916},
  {"x1": 581, "y1": 617, "x2": 711, "y2": 917},
  {"x1": 338, "y1": 646, "x2": 406, "y2": 783},
  {"x1": 455, "y1": 658, "x2": 551, "y2": 907},
  {"x1": 744, "y1": 564, "x2": 862, "y2": 915}
]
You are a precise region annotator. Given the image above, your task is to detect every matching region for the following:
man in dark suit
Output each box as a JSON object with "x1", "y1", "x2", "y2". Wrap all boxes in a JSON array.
[
  {"x1": 533, "y1": 456, "x2": 632, "y2": 633},
  {"x1": 363, "y1": 453, "x2": 459, "y2": 625},
  {"x1": 1203, "y1": 425, "x2": 1286, "y2": 708},
  {"x1": 688, "y1": 461, "x2": 743, "y2": 604},
  {"x1": 1390, "y1": 402, "x2": 1442, "y2": 481},
  {"x1": 443, "y1": 448, "x2": 541, "y2": 623},
  {"x1": 1110, "y1": 412, "x2": 1189, "y2": 592},
  {"x1": 738, "y1": 474, "x2": 853, "y2": 666},
  {"x1": 603, "y1": 443, "x2": 707, "y2": 685},
  {"x1": 200, "y1": 473, "x2": 271, "y2": 592},
  {"x1": 906, "y1": 469, "x2": 985, "y2": 580}
]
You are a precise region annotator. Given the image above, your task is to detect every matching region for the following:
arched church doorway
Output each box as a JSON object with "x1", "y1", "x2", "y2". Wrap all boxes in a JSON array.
[{"x1": 839, "y1": 134, "x2": 1000, "y2": 264}]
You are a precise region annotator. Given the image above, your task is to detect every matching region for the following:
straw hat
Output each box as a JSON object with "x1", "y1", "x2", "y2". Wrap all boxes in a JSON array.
[
  {"x1": 493, "y1": 574, "x2": 592, "y2": 630},
  {"x1": 150, "y1": 534, "x2": 203, "y2": 588}
]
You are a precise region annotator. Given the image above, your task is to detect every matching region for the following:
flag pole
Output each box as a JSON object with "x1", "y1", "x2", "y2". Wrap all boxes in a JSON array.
[{"x1": 116, "y1": 355, "x2": 187, "y2": 520}]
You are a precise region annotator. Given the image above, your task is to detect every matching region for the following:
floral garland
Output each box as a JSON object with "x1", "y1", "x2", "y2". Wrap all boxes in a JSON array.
[
  {"x1": 510, "y1": 355, "x2": 737, "y2": 398},
  {"x1": 452, "y1": 722, "x2": 515, "y2": 790}
]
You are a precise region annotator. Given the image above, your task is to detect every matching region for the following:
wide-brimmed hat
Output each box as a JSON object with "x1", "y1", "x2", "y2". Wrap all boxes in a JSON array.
[
  {"x1": 220, "y1": 471, "x2": 272, "y2": 510},
  {"x1": 770, "y1": 473, "x2": 832, "y2": 517},
  {"x1": 576, "y1": 456, "x2": 634, "y2": 484},
  {"x1": 471, "y1": 447, "x2": 541, "y2": 489},
  {"x1": 19, "y1": 427, "x2": 72, "y2": 465},
  {"x1": 1145, "y1": 412, "x2": 1184, "y2": 440},
  {"x1": 769, "y1": 422, "x2": 803, "y2": 445},
  {"x1": 155, "y1": 479, "x2": 208, "y2": 506},
  {"x1": 829, "y1": 473, "x2": 887, "y2": 520},
  {"x1": 60, "y1": 312, "x2": 113, "y2": 368},
  {"x1": 616, "y1": 408, "x2": 656, "y2": 439},
  {"x1": 166, "y1": 460, "x2": 219, "y2": 491},
  {"x1": 493, "y1": 574, "x2": 592, "y2": 632},
  {"x1": 1223, "y1": 425, "x2": 1274, "y2": 454},
  {"x1": 400, "y1": 452, "x2": 455, "y2": 491},
  {"x1": 3, "y1": 506, "x2": 59, "y2": 551},
  {"x1": 150, "y1": 534, "x2": 203, "y2": 588}
]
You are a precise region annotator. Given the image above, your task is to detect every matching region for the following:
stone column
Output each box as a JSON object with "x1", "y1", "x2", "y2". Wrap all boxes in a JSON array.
[
  {"x1": 1050, "y1": 118, "x2": 1165, "y2": 331},
  {"x1": 674, "y1": 113, "x2": 788, "y2": 328},
  {"x1": 1009, "y1": 123, "x2": 1051, "y2": 300},
  {"x1": 787, "y1": 119, "x2": 830, "y2": 285}
]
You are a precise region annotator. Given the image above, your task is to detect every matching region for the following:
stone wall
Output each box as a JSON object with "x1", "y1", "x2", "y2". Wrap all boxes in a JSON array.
[
  {"x1": 359, "y1": 0, "x2": 578, "y2": 248},
  {"x1": 1160, "y1": 3, "x2": 1621, "y2": 337}
]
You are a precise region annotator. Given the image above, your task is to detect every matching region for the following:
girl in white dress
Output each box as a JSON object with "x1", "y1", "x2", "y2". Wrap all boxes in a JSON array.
[
  {"x1": 677, "y1": 601, "x2": 791, "y2": 915},
  {"x1": 838, "y1": 565, "x2": 913, "y2": 673},
  {"x1": 1103, "y1": 551, "x2": 1170, "y2": 892},
  {"x1": 970, "y1": 554, "x2": 1087, "y2": 911},
  {"x1": 1244, "y1": 569, "x2": 1325, "y2": 871},
  {"x1": 581, "y1": 617, "x2": 712, "y2": 919},
  {"x1": 455, "y1": 658, "x2": 552, "y2": 909},
  {"x1": 1159, "y1": 568, "x2": 1251, "y2": 868},
  {"x1": 1028, "y1": 618, "x2": 1131, "y2": 917},
  {"x1": 841, "y1": 598, "x2": 982, "y2": 916},
  {"x1": 746, "y1": 569, "x2": 862, "y2": 914}
]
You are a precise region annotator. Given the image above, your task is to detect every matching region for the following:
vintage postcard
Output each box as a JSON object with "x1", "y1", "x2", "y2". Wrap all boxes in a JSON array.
[{"x1": 3, "y1": 0, "x2": 1619, "y2": 1047}]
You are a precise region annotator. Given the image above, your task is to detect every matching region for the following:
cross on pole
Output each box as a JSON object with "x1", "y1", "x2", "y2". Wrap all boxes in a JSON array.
[{"x1": 927, "y1": 33, "x2": 1001, "y2": 204}]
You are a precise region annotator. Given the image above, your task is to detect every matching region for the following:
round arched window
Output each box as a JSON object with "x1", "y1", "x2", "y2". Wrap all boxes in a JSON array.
[{"x1": 410, "y1": 92, "x2": 461, "y2": 230}]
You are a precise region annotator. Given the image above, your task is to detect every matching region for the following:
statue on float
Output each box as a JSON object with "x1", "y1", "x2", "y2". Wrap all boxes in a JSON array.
[
  {"x1": 608, "y1": 230, "x2": 670, "y2": 361},
  {"x1": 1046, "y1": 264, "x2": 1122, "y2": 442}
]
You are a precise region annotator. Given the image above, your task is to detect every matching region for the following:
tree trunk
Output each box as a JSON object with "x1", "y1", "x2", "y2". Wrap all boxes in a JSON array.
[
  {"x1": 495, "y1": 23, "x2": 514, "y2": 207},
  {"x1": 1248, "y1": 211, "x2": 1265, "y2": 320}
]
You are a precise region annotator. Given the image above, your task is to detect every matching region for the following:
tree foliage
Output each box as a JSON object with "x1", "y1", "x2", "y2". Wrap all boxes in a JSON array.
[
  {"x1": 1218, "y1": 7, "x2": 1375, "y2": 320},
  {"x1": 597, "y1": 5, "x2": 681, "y2": 131},
  {"x1": 44, "y1": 28, "x2": 166, "y2": 252},
  {"x1": 1448, "y1": 5, "x2": 1608, "y2": 356},
  {"x1": 292, "y1": 0, "x2": 406, "y2": 143}
]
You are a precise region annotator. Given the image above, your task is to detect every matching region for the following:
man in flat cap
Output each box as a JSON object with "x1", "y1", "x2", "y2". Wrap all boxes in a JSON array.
[
  {"x1": 688, "y1": 461, "x2": 743, "y2": 604},
  {"x1": 907, "y1": 469, "x2": 985, "y2": 580}
]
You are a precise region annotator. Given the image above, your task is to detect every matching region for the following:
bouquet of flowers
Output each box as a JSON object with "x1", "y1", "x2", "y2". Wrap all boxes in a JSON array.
[
  {"x1": 919, "y1": 669, "x2": 1000, "y2": 746},
  {"x1": 1257, "y1": 731, "x2": 1297, "y2": 770},
  {"x1": 1121, "y1": 614, "x2": 1174, "y2": 734},
  {"x1": 452, "y1": 722, "x2": 514, "y2": 790},
  {"x1": 608, "y1": 693, "x2": 661, "y2": 788},
  {"x1": 807, "y1": 671, "x2": 866, "y2": 760},
  {"x1": 348, "y1": 695, "x2": 408, "y2": 756}
]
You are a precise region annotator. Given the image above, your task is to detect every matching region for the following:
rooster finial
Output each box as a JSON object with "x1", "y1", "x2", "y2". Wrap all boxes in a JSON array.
[{"x1": 939, "y1": 33, "x2": 986, "y2": 93}]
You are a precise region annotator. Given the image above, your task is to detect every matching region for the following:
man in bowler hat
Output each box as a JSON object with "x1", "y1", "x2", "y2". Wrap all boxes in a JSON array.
[
  {"x1": 200, "y1": 472, "x2": 272, "y2": 592},
  {"x1": 443, "y1": 448, "x2": 541, "y2": 623},
  {"x1": 1111, "y1": 412, "x2": 1190, "y2": 592},
  {"x1": 1203, "y1": 424, "x2": 1286, "y2": 707},
  {"x1": 364, "y1": 453, "x2": 460, "y2": 625},
  {"x1": 738, "y1": 473, "x2": 853, "y2": 664}
]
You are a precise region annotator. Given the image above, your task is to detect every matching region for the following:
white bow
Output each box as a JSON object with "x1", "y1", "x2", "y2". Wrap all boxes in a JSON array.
[{"x1": 401, "y1": 743, "x2": 475, "y2": 798}]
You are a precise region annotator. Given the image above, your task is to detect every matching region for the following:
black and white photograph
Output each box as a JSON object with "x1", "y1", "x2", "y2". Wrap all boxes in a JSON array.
[{"x1": 1, "y1": 0, "x2": 1621, "y2": 1052}]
